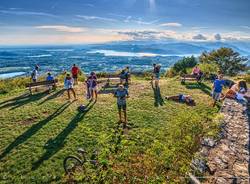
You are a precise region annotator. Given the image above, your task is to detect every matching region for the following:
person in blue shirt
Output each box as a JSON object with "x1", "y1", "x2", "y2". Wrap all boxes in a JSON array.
[
  {"x1": 212, "y1": 74, "x2": 225, "y2": 107},
  {"x1": 114, "y1": 84, "x2": 129, "y2": 127},
  {"x1": 46, "y1": 72, "x2": 55, "y2": 92}
]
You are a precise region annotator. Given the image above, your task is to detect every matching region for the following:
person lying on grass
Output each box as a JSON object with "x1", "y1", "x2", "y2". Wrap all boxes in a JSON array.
[
  {"x1": 64, "y1": 73, "x2": 77, "y2": 101},
  {"x1": 114, "y1": 84, "x2": 129, "y2": 127},
  {"x1": 165, "y1": 94, "x2": 196, "y2": 106}
]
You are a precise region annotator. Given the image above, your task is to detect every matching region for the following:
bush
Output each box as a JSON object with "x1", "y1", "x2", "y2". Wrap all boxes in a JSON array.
[
  {"x1": 199, "y1": 63, "x2": 219, "y2": 78},
  {"x1": 166, "y1": 56, "x2": 197, "y2": 77},
  {"x1": 0, "y1": 77, "x2": 30, "y2": 94}
]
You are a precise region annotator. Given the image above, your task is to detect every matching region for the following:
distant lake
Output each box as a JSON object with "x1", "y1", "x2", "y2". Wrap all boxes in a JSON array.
[{"x1": 0, "y1": 46, "x2": 187, "y2": 79}]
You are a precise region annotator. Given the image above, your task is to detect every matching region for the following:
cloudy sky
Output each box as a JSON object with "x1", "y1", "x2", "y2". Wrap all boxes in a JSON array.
[{"x1": 0, "y1": 0, "x2": 250, "y2": 45}]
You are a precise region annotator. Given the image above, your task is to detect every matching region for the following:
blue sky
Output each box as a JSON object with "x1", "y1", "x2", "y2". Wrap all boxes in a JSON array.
[{"x1": 0, "y1": 0, "x2": 249, "y2": 45}]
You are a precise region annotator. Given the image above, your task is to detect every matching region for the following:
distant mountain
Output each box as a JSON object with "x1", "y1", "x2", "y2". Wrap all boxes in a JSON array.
[{"x1": 91, "y1": 41, "x2": 250, "y2": 56}]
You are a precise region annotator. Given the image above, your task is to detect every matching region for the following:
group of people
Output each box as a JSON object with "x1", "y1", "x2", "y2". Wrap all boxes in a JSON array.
[
  {"x1": 212, "y1": 74, "x2": 248, "y2": 107},
  {"x1": 31, "y1": 63, "x2": 248, "y2": 127}
]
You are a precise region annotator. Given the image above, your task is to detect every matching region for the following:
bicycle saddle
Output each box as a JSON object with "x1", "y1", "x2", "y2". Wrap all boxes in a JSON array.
[{"x1": 77, "y1": 148, "x2": 87, "y2": 154}]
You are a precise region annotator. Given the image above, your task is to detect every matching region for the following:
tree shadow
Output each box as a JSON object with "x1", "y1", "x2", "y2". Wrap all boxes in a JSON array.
[
  {"x1": 183, "y1": 82, "x2": 212, "y2": 96},
  {"x1": 0, "y1": 92, "x2": 48, "y2": 110},
  {"x1": 39, "y1": 89, "x2": 65, "y2": 105},
  {"x1": 0, "y1": 102, "x2": 72, "y2": 160},
  {"x1": 31, "y1": 101, "x2": 96, "y2": 170},
  {"x1": 151, "y1": 84, "x2": 164, "y2": 107}
]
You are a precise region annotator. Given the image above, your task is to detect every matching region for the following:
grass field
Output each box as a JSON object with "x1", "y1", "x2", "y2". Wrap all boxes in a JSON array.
[{"x1": 0, "y1": 77, "x2": 220, "y2": 183}]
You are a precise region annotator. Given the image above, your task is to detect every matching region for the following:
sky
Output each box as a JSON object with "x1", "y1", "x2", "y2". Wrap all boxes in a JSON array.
[{"x1": 0, "y1": 0, "x2": 249, "y2": 45}]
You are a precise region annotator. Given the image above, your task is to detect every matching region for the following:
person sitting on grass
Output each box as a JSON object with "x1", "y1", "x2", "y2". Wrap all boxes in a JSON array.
[
  {"x1": 114, "y1": 84, "x2": 129, "y2": 128},
  {"x1": 212, "y1": 74, "x2": 225, "y2": 107},
  {"x1": 46, "y1": 72, "x2": 55, "y2": 92},
  {"x1": 87, "y1": 72, "x2": 98, "y2": 101},
  {"x1": 64, "y1": 73, "x2": 76, "y2": 101},
  {"x1": 222, "y1": 80, "x2": 248, "y2": 102},
  {"x1": 165, "y1": 94, "x2": 196, "y2": 106}
]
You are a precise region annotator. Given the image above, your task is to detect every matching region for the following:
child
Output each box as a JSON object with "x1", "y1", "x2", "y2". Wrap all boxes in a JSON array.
[
  {"x1": 46, "y1": 72, "x2": 54, "y2": 92},
  {"x1": 114, "y1": 84, "x2": 129, "y2": 127},
  {"x1": 64, "y1": 73, "x2": 76, "y2": 101},
  {"x1": 87, "y1": 72, "x2": 98, "y2": 101},
  {"x1": 165, "y1": 94, "x2": 196, "y2": 106},
  {"x1": 212, "y1": 74, "x2": 225, "y2": 107}
]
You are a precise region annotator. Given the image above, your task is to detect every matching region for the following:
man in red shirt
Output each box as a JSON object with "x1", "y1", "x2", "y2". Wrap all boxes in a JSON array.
[{"x1": 71, "y1": 64, "x2": 79, "y2": 85}]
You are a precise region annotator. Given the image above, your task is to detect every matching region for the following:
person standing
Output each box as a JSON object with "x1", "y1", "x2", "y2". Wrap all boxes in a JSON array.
[
  {"x1": 212, "y1": 74, "x2": 225, "y2": 107},
  {"x1": 154, "y1": 64, "x2": 161, "y2": 88},
  {"x1": 71, "y1": 64, "x2": 80, "y2": 85},
  {"x1": 64, "y1": 73, "x2": 77, "y2": 101},
  {"x1": 114, "y1": 84, "x2": 129, "y2": 127},
  {"x1": 31, "y1": 65, "x2": 39, "y2": 83},
  {"x1": 87, "y1": 72, "x2": 98, "y2": 101}
]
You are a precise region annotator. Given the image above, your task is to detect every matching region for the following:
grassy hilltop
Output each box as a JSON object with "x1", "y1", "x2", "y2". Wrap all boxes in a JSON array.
[{"x1": 0, "y1": 76, "x2": 220, "y2": 183}]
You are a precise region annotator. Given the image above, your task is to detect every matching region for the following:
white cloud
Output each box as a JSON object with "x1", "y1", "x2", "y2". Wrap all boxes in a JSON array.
[
  {"x1": 0, "y1": 10, "x2": 57, "y2": 17},
  {"x1": 76, "y1": 15, "x2": 117, "y2": 22},
  {"x1": 133, "y1": 18, "x2": 159, "y2": 25},
  {"x1": 160, "y1": 22, "x2": 182, "y2": 27},
  {"x1": 35, "y1": 25, "x2": 87, "y2": 33},
  {"x1": 241, "y1": 26, "x2": 250, "y2": 30}
]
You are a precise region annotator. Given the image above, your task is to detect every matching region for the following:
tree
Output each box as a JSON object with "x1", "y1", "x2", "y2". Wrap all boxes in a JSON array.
[
  {"x1": 172, "y1": 56, "x2": 197, "y2": 74},
  {"x1": 199, "y1": 47, "x2": 247, "y2": 76}
]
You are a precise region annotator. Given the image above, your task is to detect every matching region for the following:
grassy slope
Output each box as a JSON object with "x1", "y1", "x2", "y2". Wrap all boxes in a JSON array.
[{"x1": 0, "y1": 77, "x2": 219, "y2": 183}]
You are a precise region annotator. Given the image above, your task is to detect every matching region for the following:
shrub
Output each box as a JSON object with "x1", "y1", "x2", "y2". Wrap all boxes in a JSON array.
[
  {"x1": 199, "y1": 63, "x2": 219, "y2": 78},
  {"x1": 166, "y1": 56, "x2": 197, "y2": 77},
  {"x1": 199, "y1": 47, "x2": 247, "y2": 76}
]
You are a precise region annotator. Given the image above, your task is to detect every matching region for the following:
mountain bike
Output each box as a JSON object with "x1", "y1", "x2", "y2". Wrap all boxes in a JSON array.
[{"x1": 63, "y1": 148, "x2": 99, "y2": 174}]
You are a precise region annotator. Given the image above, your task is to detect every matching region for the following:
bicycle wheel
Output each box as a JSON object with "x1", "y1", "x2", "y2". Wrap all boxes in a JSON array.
[{"x1": 63, "y1": 156, "x2": 83, "y2": 174}]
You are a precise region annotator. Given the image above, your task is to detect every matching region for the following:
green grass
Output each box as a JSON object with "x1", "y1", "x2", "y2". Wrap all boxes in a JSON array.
[{"x1": 0, "y1": 77, "x2": 220, "y2": 183}]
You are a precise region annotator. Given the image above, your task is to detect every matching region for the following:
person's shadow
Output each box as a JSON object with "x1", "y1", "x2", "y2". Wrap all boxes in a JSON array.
[
  {"x1": 151, "y1": 84, "x2": 164, "y2": 107},
  {"x1": 0, "y1": 102, "x2": 72, "y2": 160},
  {"x1": 31, "y1": 101, "x2": 96, "y2": 170}
]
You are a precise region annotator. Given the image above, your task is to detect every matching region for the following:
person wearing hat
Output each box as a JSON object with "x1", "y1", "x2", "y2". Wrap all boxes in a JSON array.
[{"x1": 114, "y1": 84, "x2": 129, "y2": 127}]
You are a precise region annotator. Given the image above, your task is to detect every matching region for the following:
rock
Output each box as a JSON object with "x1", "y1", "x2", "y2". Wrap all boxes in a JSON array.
[
  {"x1": 191, "y1": 158, "x2": 207, "y2": 173},
  {"x1": 202, "y1": 137, "x2": 216, "y2": 147}
]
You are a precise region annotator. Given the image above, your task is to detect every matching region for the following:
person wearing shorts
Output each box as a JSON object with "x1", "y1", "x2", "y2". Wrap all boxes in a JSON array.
[
  {"x1": 114, "y1": 84, "x2": 129, "y2": 126},
  {"x1": 87, "y1": 72, "x2": 98, "y2": 101},
  {"x1": 212, "y1": 74, "x2": 225, "y2": 107},
  {"x1": 64, "y1": 73, "x2": 76, "y2": 101},
  {"x1": 71, "y1": 64, "x2": 79, "y2": 85}
]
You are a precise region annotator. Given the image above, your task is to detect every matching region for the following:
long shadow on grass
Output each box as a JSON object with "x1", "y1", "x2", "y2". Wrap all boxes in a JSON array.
[
  {"x1": 151, "y1": 84, "x2": 164, "y2": 107},
  {"x1": 39, "y1": 89, "x2": 65, "y2": 105},
  {"x1": 183, "y1": 82, "x2": 211, "y2": 96},
  {"x1": 31, "y1": 101, "x2": 96, "y2": 170},
  {"x1": 0, "y1": 102, "x2": 72, "y2": 160},
  {"x1": 0, "y1": 92, "x2": 48, "y2": 110}
]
